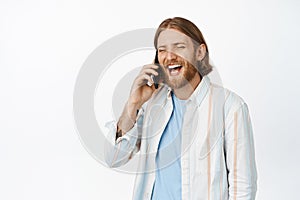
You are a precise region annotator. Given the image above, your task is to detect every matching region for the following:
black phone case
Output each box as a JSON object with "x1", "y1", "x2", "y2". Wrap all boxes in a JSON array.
[{"x1": 153, "y1": 51, "x2": 163, "y2": 89}]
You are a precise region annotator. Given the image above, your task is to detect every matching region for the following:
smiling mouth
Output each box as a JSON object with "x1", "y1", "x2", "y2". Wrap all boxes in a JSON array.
[{"x1": 168, "y1": 64, "x2": 183, "y2": 76}]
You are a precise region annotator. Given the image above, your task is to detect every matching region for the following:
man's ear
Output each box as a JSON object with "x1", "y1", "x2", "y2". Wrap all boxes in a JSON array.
[{"x1": 196, "y1": 44, "x2": 206, "y2": 61}]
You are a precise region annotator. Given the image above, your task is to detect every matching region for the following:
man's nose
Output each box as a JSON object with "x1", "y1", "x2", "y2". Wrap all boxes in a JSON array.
[{"x1": 166, "y1": 51, "x2": 177, "y2": 60}]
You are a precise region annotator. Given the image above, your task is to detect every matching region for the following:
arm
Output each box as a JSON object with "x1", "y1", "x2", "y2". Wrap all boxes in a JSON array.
[
  {"x1": 224, "y1": 103, "x2": 258, "y2": 200},
  {"x1": 104, "y1": 64, "x2": 159, "y2": 168},
  {"x1": 104, "y1": 101, "x2": 144, "y2": 168}
]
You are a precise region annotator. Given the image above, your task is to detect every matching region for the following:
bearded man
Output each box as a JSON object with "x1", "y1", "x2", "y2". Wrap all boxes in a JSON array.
[{"x1": 105, "y1": 17, "x2": 257, "y2": 200}]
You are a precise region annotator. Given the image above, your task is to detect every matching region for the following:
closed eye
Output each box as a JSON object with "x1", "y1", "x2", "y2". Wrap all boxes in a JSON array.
[{"x1": 177, "y1": 45, "x2": 185, "y2": 49}]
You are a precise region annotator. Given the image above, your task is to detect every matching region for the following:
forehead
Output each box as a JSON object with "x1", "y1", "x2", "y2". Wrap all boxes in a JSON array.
[{"x1": 157, "y1": 29, "x2": 192, "y2": 47}]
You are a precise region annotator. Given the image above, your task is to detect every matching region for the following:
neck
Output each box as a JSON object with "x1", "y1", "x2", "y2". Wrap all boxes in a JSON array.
[{"x1": 173, "y1": 73, "x2": 201, "y2": 100}]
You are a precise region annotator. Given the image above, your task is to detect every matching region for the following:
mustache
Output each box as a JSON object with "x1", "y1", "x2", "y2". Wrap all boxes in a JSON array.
[
  {"x1": 163, "y1": 60, "x2": 184, "y2": 67},
  {"x1": 160, "y1": 54, "x2": 197, "y2": 68},
  {"x1": 163, "y1": 61, "x2": 195, "y2": 69}
]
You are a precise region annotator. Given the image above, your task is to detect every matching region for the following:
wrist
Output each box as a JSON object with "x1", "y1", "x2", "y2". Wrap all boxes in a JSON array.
[
  {"x1": 126, "y1": 101, "x2": 141, "y2": 119},
  {"x1": 128, "y1": 97, "x2": 143, "y2": 109}
]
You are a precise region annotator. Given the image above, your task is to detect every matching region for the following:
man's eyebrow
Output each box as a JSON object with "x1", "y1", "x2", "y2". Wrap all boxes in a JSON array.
[
  {"x1": 173, "y1": 42, "x2": 186, "y2": 46},
  {"x1": 158, "y1": 42, "x2": 187, "y2": 48},
  {"x1": 157, "y1": 45, "x2": 166, "y2": 49}
]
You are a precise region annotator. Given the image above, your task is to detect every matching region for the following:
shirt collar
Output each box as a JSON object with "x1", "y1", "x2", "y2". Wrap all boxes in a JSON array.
[{"x1": 166, "y1": 75, "x2": 211, "y2": 107}]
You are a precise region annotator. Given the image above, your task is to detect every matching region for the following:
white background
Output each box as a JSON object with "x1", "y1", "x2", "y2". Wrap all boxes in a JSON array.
[{"x1": 1, "y1": 0, "x2": 300, "y2": 199}]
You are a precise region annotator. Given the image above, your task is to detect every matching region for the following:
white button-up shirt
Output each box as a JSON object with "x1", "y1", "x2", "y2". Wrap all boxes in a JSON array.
[{"x1": 104, "y1": 76, "x2": 257, "y2": 200}]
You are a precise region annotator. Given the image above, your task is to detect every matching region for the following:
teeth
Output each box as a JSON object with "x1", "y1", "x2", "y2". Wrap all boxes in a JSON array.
[{"x1": 168, "y1": 65, "x2": 181, "y2": 69}]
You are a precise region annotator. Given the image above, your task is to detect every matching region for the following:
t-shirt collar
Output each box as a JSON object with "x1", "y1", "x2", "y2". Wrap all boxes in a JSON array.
[{"x1": 166, "y1": 75, "x2": 210, "y2": 107}]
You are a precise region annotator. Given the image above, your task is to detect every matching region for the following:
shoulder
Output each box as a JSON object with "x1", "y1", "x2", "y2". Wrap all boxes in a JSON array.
[{"x1": 209, "y1": 81, "x2": 248, "y2": 115}]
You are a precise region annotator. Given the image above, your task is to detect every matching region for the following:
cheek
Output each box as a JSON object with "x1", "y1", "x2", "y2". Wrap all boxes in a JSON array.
[
  {"x1": 158, "y1": 57, "x2": 163, "y2": 64},
  {"x1": 157, "y1": 54, "x2": 165, "y2": 64},
  {"x1": 183, "y1": 54, "x2": 197, "y2": 67},
  {"x1": 179, "y1": 56, "x2": 193, "y2": 68},
  {"x1": 183, "y1": 55, "x2": 195, "y2": 65}
]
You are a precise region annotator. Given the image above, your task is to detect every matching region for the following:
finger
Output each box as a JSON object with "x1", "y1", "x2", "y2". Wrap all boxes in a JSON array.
[
  {"x1": 141, "y1": 74, "x2": 154, "y2": 85},
  {"x1": 134, "y1": 74, "x2": 153, "y2": 87},
  {"x1": 141, "y1": 68, "x2": 159, "y2": 76},
  {"x1": 142, "y1": 64, "x2": 159, "y2": 70}
]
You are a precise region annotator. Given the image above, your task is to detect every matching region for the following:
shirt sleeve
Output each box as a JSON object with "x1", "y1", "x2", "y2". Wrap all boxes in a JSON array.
[
  {"x1": 224, "y1": 103, "x2": 258, "y2": 200},
  {"x1": 104, "y1": 107, "x2": 144, "y2": 168}
]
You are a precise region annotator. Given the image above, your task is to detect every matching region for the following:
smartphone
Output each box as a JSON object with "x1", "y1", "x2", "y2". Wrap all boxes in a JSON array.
[{"x1": 152, "y1": 51, "x2": 164, "y2": 89}]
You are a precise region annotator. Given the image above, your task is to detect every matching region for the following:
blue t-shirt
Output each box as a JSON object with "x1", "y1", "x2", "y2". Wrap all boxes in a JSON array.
[{"x1": 151, "y1": 93, "x2": 187, "y2": 200}]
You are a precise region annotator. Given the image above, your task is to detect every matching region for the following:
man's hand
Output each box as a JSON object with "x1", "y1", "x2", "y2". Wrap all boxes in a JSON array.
[
  {"x1": 116, "y1": 64, "x2": 159, "y2": 137},
  {"x1": 128, "y1": 64, "x2": 159, "y2": 108}
]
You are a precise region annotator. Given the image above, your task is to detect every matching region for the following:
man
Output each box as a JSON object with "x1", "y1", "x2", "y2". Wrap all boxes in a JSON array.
[{"x1": 104, "y1": 17, "x2": 257, "y2": 200}]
